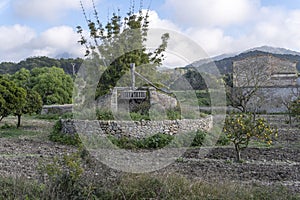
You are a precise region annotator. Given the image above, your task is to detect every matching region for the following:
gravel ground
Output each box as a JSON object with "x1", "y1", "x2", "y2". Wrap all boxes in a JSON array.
[{"x1": 0, "y1": 117, "x2": 299, "y2": 195}]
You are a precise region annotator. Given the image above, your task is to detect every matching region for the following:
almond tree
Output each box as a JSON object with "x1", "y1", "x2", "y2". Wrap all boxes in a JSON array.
[
  {"x1": 77, "y1": 0, "x2": 169, "y2": 98},
  {"x1": 226, "y1": 56, "x2": 276, "y2": 115}
]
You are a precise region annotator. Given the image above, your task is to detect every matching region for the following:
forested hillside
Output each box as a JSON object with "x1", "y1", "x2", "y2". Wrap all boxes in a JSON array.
[{"x1": 0, "y1": 56, "x2": 83, "y2": 75}]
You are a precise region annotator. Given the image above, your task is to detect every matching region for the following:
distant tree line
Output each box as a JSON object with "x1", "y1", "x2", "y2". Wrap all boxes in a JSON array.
[{"x1": 0, "y1": 56, "x2": 83, "y2": 75}]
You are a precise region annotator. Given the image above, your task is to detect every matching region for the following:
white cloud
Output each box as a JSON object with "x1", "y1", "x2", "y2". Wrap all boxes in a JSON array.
[
  {"x1": 185, "y1": 28, "x2": 234, "y2": 56},
  {"x1": 0, "y1": 25, "x2": 84, "y2": 62},
  {"x1": 0, "y1": 24, "x2": 36, "y2": 61},
  {"x1": 164, "y1": 0, "x2": 260, "y2": 27},
  {"x1": 146, "y1": 10, "x2": 180, "y2": 31},
  {"x1": 158, "y1": 1, "x2": 300, "y2": 57},
  {"x1": 12, "y1": 0, "x2": 99, "y2": 21},
  {"x1": 233, "y1": 7, "x2": 300, "y2": 52},
  {"x1": 29, "y1": 26, "x2": 84, "y2": 58}
]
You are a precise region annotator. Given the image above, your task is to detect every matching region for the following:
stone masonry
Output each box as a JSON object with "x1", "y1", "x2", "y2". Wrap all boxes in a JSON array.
[{"x1": 60, "y1": 116, "x2": 212, "y2": 139}]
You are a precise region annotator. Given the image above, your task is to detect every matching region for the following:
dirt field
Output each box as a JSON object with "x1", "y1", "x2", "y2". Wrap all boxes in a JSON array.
[{"x1": 0, "y1": 116, "x2": 299, "y2": 195}]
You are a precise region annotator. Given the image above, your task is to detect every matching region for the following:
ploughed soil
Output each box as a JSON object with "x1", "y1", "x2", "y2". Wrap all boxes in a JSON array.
[{"x1": 0, "y1": 116, "x2": 299, "y2": 196}]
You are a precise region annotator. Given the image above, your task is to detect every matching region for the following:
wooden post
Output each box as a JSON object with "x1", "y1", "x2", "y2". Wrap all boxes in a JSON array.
[{"x1": 130, "y1": 63, "x2": 135, "y2": 90}]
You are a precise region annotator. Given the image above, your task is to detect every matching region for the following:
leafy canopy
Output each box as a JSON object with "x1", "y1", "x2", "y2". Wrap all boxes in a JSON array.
[
  {"x1": 224, "y1": 113, "x2": 276, "y2": 161},
  {"x1": 77, "y1": 0, "x2": 169, "y2": 97}
]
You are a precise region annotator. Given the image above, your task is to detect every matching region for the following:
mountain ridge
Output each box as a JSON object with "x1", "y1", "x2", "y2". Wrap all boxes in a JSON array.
[{"x1": 184, "y1": 47, "x2": 300, "y2": 74}]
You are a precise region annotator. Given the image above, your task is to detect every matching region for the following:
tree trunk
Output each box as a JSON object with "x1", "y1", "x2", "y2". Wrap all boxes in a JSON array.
[
  {"x1": 234, "y1": 144, "x2": 241, "y2": 162},
  {"x1": 17, "y1": 115, "x2": 21, "y2": 128}
]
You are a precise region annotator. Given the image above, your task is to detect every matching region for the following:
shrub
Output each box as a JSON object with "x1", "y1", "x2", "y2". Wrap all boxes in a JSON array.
[
  {"x1": 38, "y1": 150, "x2": 96, "y2": 199},
  {"x1": 108, "y1": 133, "x2": 174, "y2": 149},
  {"x1": 190, "y1": 130, "x2": 207, "y2": 147},
  {"x1": 166, "y1": 107, "x2": 181, "y2": 120},
  {"x1": 49, "y1": 120, "x2": 82, "y2": 146},
  {"x1": 96, "y1": 109, "x2": 114, "y2": 120},
  {"x1": 144, "y1": 133, "x2": 174, "y2": 149},
  {"x1": 216, "y1": 133, "x2": 231, "y2": 146},
  {"x1": 130, "y1": 112, "x2": 150, "y2": 121}
]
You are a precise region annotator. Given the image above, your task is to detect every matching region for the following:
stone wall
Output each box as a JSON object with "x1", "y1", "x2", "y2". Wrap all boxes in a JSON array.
[
  {"x1": 233, "y1": 55, "x2": 298, "y2": 87},
  {"x1": 41, "y1": 104, "x2": 73, "y2": 115},
  {"x1": 60, "y1": 117, "x2": 212, "y2": 139}
]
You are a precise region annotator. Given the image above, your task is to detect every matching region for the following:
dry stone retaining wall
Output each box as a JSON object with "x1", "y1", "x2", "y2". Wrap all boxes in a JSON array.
[{"x1": 60, "y1": 117, "x2": 212, "y2": 139}]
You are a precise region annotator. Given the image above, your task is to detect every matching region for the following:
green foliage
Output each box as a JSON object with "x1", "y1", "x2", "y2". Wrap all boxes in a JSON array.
[
  {"x1": 49, "y1": 120, "x2": 82, "y2": 146},
  {"x1": 144, "y1": 133, "x2": 174, "y2": 149},
  {"x1": 129, "y1": 112, "x2": 150, "y2": 121},
  {"x1": 0, "y1": 126, "x2": 38, "y2": 138},
  {"x1": 166, "y1": 106, "x2": 181, "y2": 120},
  {"x1": 108, "y1": 133, "x2": 174, "y2": 149},
  {"x1": 10, "y1": 68, "x2": 31, "y2": 88},
  {"x1": 290, "y1": 98, "x2": 300, "y2": 123},
  {"x1": 0, "y1": 172, "x2": 298, "y2": 200},
  {"x1": 34, "y1": 112, "x2": 73, "y2": 120},
  {"x1": 0, "y1": 75, "x2": 26, "y2": 125},
  {"x1": 22, "y1": 90, "x2": 43, "y2": 115},
  {"x1": 224, "y1": 113, "x2": 277, "y2": 161},
  {"x1": 96, "y1": 109, "x2": 114, "y2": 120},
  {"x1": 0, "y1": 56, "x2": 83, "y2": 75},
  {"x1": 190, "y1": 130, "x2": 207, "y2": 147},
  {"x1": 108, "y1": 130, "x2": 209, "y2": 149},
  {"x1": 111, "y1": 174, "x2": 298, "y2": 200},
  {"x1": 38, "y1": 150, "x2": 93, "y2": 199},
  {"x1": 10, "y1": 66, "x2": 73, "y2": 106},
  {"x1": 78, "y1": 2, "x2": 169, "y2": 98},
  {"x1": 216, "y1": 133, "x2": 231, "y2": 146},
  {"x1": 0, "y1": 176, "x2": 44, "y2": 199},
  {"x1": 30, "y1": 67, "x2": 73, "y2": 105}
]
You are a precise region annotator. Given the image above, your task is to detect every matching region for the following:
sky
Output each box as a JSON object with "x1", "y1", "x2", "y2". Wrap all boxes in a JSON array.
[{"x1": 1, "y1": 0, "x2": 300, "y2": 64}]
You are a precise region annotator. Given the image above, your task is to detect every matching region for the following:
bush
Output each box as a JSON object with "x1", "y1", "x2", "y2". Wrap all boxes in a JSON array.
[
  {"x1": 216, "y1": 133, "x2": 231, "y2": 146},
  {"x1": 130, "y1": 112, "x2": 150, "y2": 121},
  {"x1": 166, "y1": 107, "x2": 181, "y2": 120},
  {"x1": 190, "y1": 130, "x2": 207, "y2": 147},
  {"x1": 108, "y1": 133, "x2": 174, "y2": 149},
  {"x1": 49, "y1": 120, "x2": 82, "y2": 146},
  {"x1": 109, "y1": 130, "x2": 210, "y2": 149},
  {"x1": 144, "y1": 133, "x2": 174, "y2": 149},
  {"x1": 96, "y1": 109, "x2": 114, "y2": 120}
]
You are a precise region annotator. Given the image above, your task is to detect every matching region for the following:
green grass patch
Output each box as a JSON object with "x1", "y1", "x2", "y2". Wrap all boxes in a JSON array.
[
  {"x1": 33, "y1": 112, "x2": 73, "y2": 121},
  {"x1": 0, "y1": 123, "x2": 39, "y2": 138},
  {"x1": 0, "y1": 173, "x2": 298, "y2": 200}
]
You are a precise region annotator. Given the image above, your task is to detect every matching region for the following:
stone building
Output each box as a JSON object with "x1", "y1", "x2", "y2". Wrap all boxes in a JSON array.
[
  {"x1": 233, "y1": 55, "x2": 298, "y2": 88},
  {"x1": 232, "y1": 55, "x2": 299, "y2": 113}
]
